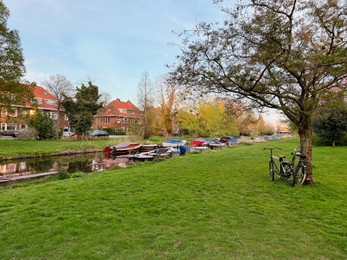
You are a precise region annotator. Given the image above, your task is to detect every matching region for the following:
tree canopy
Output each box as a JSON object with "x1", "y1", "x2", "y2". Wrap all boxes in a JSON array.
[
  {"x1": 0, "y1": 1, "x2": 33, "y2": 113},
  {"x1": 171, "y1": 0, "x2": 347, "y2": 184},
  {"x1": 62, "y1": 81, "x2": 103, "y2": 135},
  {"x1": 313, "y1": 93, "x2": 347, "y2": 146}
]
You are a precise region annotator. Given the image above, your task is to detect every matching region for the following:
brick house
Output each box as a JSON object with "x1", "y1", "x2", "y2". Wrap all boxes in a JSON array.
[
  {"x1": 93, "y1": 98, "x2": 141, "y2": 133},
  {"x1": 0, "y1": 85, "x2": 68, "y2": 134}
]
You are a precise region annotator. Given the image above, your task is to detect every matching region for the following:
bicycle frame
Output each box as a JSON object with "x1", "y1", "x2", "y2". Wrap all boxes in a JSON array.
[
  {"x1": 290, "y1": 147, "x2": 307, "y2": 185},
  {"x1": 263, "y1": 147, "x2": 296, "y2": 186}
]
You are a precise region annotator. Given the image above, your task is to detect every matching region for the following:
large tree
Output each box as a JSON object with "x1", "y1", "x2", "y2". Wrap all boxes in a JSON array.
[
  {"x1": 62, "y1": 81, "x2": 102, "y2": 135},
  {"x1": 42, "y1": 74, "x2": 74, "y2": 127},
  {"x1": 0, "y1": 1, "x2": 33, "y2": 114},
  {"x1": 171, "y1": 0, "x2": 347, "y2": 184}
]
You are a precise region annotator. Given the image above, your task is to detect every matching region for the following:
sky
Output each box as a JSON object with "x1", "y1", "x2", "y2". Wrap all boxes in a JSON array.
[
  {"x1": 4, "y1": 0, "x2": 283, "y2": 124},
  {"x1": 5, "y1": 0, "x2": 231, "y2": 103}
]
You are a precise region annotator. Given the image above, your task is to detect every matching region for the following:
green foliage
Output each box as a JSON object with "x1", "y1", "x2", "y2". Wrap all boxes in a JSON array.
[
  {"x1": 62, "y1": 81, "x2": 103, "y2": 135},
  {"x1": 0, "y1": 1, "x2": 25, "y2": 82},
  {"x1": 114, "y1": 128, "x2": 126, "y2": 135},
  {"x1": 56, "y1": 170, "x2": 70, "y2": 180},
  {"x1": 16, "y1": 127, "x2": 38, "y2": 140},
  {"x1": 0, "y1": 1, "x2": 34, "y2": 113},
  {"x1": 28, "y1": 111, "x2": 56, "y2": 140},
  {"x1": 102, "y1": 127, "x2": 115, "y2": 135},
  {"x1": 313, "y1": 99, "x2": 347, "y2": 146}
]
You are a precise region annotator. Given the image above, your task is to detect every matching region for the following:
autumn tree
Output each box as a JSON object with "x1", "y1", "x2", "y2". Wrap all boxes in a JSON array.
[
  {"x1": 136, "y1": 71, "x2": 155, "y2": 139},
  {"x1": 42, "y1": 74, "x2": 74, "y2": 127},
  {"x1": 220, "y1": 98, "x2": 258, "y2": 135},
  {"x1": 62, "y1": 81, "x2": 102, "y2": 135},
  {"x1": 0, "y1": 1, "x2": 34, "y2": 114},
  {"x1": 171, "y1": 0, "x2": 347, "y2": 184},
  {"x1": 178, "y1": 99, "x2": 225, "y2": 136},
  {"x1": 157, "y1": 76, "x2": 184, "y2": 136},
  {"x1": 255, "y1": 115, "x2": 275, "y2": 135}
]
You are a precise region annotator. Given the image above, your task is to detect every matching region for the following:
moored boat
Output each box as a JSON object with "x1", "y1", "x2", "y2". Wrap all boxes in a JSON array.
[
  {"x1": 104, "y1": 142, "x2": 141, "y2": 156},
  {"x1": 130, "y1": 147, "x2": 173, "y2": 161},
  {"x1": 139, "y1": 144, "x2": 159, "y2": 153},
  {"x1": 161, "y1": 139, "x2": 186, "y2": 148}
]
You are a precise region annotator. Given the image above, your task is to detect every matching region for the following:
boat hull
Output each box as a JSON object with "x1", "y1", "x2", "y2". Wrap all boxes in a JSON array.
[{"x1": 108, "y1": 142, "x2": 141, "y2": 156}]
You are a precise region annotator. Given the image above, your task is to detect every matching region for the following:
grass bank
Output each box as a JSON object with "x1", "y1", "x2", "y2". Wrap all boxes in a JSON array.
[
  {"x1": 0, "y1": 136, "x2": 186, "y2": 159},
  {"x1": 0, "y1": 138, "x2": 346, "y2": 259},
  {"x1": 0, "y1": 138, "x2": 126, "y2": 159}
]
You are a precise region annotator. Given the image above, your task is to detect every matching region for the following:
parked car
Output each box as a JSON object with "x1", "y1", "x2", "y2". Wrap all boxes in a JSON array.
[
  {"x1": 62, "y1": 130, "x2": 74, "y2": 137},
  {"x1": 88, "y1": 130, "x2": 109, "y2": 137}
]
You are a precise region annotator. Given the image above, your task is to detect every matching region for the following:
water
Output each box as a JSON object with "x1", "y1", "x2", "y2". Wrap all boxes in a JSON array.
[{"x1": 0, "y1": 153, "x2": 130, "y2": 183}]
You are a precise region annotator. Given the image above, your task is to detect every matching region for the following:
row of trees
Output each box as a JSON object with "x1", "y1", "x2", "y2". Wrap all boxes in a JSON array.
[{"x1": 136, "y1": 71, "x2": 275, "y2": 139}]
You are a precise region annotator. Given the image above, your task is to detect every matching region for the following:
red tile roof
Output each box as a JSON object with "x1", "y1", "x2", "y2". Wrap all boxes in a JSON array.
[
  {"x1": 102, "y1": 99, "x2": 140, "y2": 118},
  {"x1": 33, "y1": 85, "x2": 58, "y2": 110}
]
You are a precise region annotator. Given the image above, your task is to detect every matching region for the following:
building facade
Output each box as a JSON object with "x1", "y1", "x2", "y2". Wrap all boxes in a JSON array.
[
  {"x1": 93, "y1": 98, "x2": 141, "y2": 133},
  {"x1": 0, "y1": 85, "x2": 68, "y2": 134}
]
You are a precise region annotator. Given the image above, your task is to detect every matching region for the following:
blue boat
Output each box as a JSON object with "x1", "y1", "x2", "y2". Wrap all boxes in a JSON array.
[{"x1": 161, "y1": 138, "x2": 187, "y2": 147}]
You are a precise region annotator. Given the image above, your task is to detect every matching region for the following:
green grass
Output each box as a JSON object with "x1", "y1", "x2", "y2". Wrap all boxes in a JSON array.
[
  {"x1": 0, "y1": 138, "x2": 346, "y2": 259},
  {"x1": 0, "y1": 138, "x2": 128, "y2": 159}
]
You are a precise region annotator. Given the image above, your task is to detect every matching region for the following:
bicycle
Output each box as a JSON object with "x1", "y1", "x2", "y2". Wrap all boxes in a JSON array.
[
  {"x1": 288, "y1": 147, "x2": 307, "y2": 186},
  {"x1": 263, "y1": 147, "x2": 306, "y2": 186}
]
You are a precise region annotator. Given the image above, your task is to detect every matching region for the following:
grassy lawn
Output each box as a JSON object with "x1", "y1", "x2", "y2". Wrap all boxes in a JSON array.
[
  {"x1": 0, "y1": 136, "x2": 187, "y2": 159},
  {"x1": 0, "y1": 138, "x2": 346, "y2": 259},
  {"x1": 0, "y1": 138, "x2": 129, "y2": 159}
]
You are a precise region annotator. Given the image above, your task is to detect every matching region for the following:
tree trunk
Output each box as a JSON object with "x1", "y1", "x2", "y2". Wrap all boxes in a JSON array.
[{"x1": 298, "y1": 117, "x2": 314, "y2": 185}]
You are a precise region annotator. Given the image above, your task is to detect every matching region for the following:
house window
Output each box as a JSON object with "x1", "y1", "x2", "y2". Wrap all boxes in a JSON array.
[
  {"x1": 64, "y1": 114, "x2": 69, "y2": 121},
  {"x1": 104, "y1": 117, "x2": 110, "y2": 124},
  {"x1": 46, "y1": 99, "x2": 57, "y2": 106},
  {"x1": 119, "y1": 108, "x2": 127, "y2": 113},
  {"x1": 6, "y1": 124, "x2": 16, "y2": 131},
  {"x1": 48, "y1": 112, "x2": 58, "y2": 120}
]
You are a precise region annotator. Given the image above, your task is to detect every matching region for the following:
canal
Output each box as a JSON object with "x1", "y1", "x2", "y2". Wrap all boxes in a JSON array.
[{"x1": 0, "y1": 153, "x2": 131, "y2": 185}]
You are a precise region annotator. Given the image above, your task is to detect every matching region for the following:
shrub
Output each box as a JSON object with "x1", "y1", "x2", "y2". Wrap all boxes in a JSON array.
[
  {"x1": 102, "y1": 128, "x2": 115, "y2": 135},
  {"x1": 56, "y1": 171, "x2": 70, "y2": 180},
  {"x1": 17, "y1": 127, "x2": 38, "y2": 140},
  {"x1": 28, "y1": 111, "x2": 56, "y2": 140}
]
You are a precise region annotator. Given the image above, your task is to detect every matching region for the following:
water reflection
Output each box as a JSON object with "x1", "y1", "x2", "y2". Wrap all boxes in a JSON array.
[{"x1": 0, "y1": 153, "x2": 130, "y2": 179}]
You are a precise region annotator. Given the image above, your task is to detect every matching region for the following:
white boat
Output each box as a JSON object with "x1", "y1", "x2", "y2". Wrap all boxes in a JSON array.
[{"x1": 160, "y1": 139, "x2": 186, "y2": 147}]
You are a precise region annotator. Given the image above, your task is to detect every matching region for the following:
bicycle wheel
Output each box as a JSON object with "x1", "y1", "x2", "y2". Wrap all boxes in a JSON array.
[
  {"x1": 282, "y1": 162, "x2": 295, "y2": 186},
  {"x1": 269, "y1": 161, "x2": 275, "y2": 181},
  {"x1": 295, "y1": 165, "x2": 306, "y2": 186}
]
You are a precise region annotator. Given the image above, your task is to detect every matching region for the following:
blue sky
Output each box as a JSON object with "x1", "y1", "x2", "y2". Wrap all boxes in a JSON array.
[{"x1": 5, "y1": 0, "x2": 233, "y2": 103}]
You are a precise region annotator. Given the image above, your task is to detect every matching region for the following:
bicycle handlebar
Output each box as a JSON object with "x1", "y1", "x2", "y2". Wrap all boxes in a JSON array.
[{"x1": 262, "y1": 147, "x2": 282, "y2": 151}]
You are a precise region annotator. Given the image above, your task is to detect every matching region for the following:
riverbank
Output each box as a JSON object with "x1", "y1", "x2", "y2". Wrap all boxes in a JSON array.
[{"x1": 0, "y1": 138, "x2": 119, "y2": 160}]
